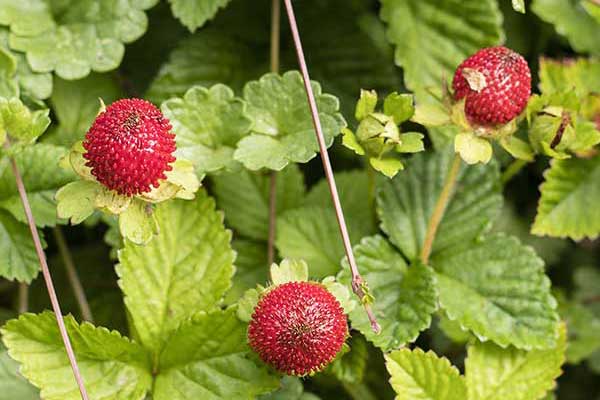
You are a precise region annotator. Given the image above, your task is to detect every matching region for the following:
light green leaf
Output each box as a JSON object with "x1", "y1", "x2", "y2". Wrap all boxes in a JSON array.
[
  {"x1": 532, "y1": 0, "x2": 600, "y2": 55},
  {"x1": 153, "y1": 308, "x2": 278, "y2": 400},
  {"x1": 259, "y1": 376, "x2": 317, "y2": 400},
  {"x1": 512, "y1": 0, "x2": 526, "y2": 13},
  {"x1": 396, "y1": 132, "x2": 425, "y2": 153},
  {"x1": 431, "y1": 234, "x2": 559, "y2": 350},
  {"x1": 0, "y1": 144, "x2": 76, "y2": 227},
  {"x1": 377, "y1": 149, "x2": 502, "y2": 261},
  {"x1": 369, "y1": 157, "x2": 404, "y2": 178},
  {"x1": 1, "y1": 312, "x2": 152, "y2": 400},
  {"x1": 212, "y1": 164, "x2": 305, "y2": 241},
  {"x1": 385, "y1": 348, "x2": 467, "y2": 400},
  {"x1": 499, "y1": 135, "x2": 535, "y2": 161},
  {"x1": 338, "y1": 236, "x2": 437, "y2": 351},
  {"x1": 465, "y1": 325, "x2": 566, "y2": 400},
  {"x1": 234, "y1": 71, "x2": 346, "y2": 171},
  {"x1": 0, "y1": 0, "x2": 159, "y2": 79},
  {"x1": 146, "y1": 29, "x2": 263, "y2": 104},
  {"x1": 341, "y1": 128, "x2": 366, "y2": 155},
  {"x1": 225, "y1": 239, "x2": 268, "y2": 303},
  {"x1": 384, "y1": 92, "x2": 414, "y2": 124},
  {"x1": 117, "y1": 191, "x2": 235, "y2": 356},
  {"x1": 380, "y1": 0, "x2": 503, "y2": 101},
  {"x1": 276, "y1": 206, "x2": 369, "y2": 278},
  {"x1": 55, "y1": 180, "x2": 98, "y2": 225},
  {"x1": 454, "y1": 133, "x2": 493, "y2": 165},
  {"x1": 0, "y1": 210, "x2": 41, "y2": 282},
  {"x1": 0, "y1": 97, "x2": 49, "y2": 144},
  {"x1": 162, "y1": 84, "x2": 252, "y2": 174},
  {"x1": 168, "y1": 0, "x2": 231, "y2": 32},
  {"x1": 44, "y1": 73, "x2": 122, "y2": 147},
  {"x1": 538, "y1": 57, "x2": 600, "y2": 97},
  {"x1": 533, "y1": 156, "x2": 600, "y2": 240},
  {"x1": 0, "y1": 348, "x2": 39, "y2": 399},
  {"x1": 270, "y1": 259, "x2": 309, "y2": 285},
  {"x1": 355, "y1": 89, "x2": 378, "y2": 121},
  {"x1": 321, "y1": 276, "x2": 356, "y2": 315},
  {"x1": 118, "y1": 199, "x2": 158, "y2": 245}
]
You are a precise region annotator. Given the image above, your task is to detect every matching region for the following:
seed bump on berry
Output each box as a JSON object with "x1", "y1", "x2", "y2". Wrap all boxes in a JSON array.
[
  {"x1": 453, "y1": 46, "x2": 531, "y2": 126},
  {"x1": 83, "y1": 98, "x2": 176, "y2": 196},
  {"x1": 248, "y1": 281, "x2": 348, "y2": 376}
]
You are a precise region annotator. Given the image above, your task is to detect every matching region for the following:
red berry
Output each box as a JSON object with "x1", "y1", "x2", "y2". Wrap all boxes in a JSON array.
[
  {"x1": 248, "y1": 281, "x2": 348, "y2": 376},
  {"x1": 83, "y1": 98, "x2": 176, "y2": 196},
  {"x1": 453, "y1": 46, "x2": 531, "y2": 126}
]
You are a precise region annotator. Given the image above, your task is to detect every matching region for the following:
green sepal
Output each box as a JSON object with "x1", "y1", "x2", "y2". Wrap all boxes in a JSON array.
[
  {"x1": 369, "y1": 156, "x2": 404, "y2": 178},
  {"x1": 396, "y1": 132, "x2": 425, "y2": 153},
  {"x1": 270, "y1": 258, "x2": 309, "y2": 285},
  {"x1": 383, "y1": 92, "x2": 414, "y2": 124},
  {"x1": 355, "y1": 89, "x2": 378, "y2": 121},
  {"x1": 119, "y1": 200, "x2": 159, "y2": 245},
  {"x1": 499, "y1": 135, "x2": 535, "y2": 161},
  {"x1": 55, "y1": 180, "x2": 100, "y2": 224},
  {"x1": 454, "y1": 132, "x2": 493, "y2": 165},
  {"x1": 341, "y1": 127, "x2": 366, "y2": 155}
]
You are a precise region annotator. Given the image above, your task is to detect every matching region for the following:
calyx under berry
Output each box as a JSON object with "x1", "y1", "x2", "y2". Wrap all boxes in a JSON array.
[
  {"x1": 248, "y1": 281, "x2": 348, "y2": 376},
  {"x1": 83, "y1": 98, "x2": 176, "y2": 196}
]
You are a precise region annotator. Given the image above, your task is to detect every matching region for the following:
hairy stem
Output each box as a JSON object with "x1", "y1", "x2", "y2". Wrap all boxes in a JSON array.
[
  {"x1": 17, "y1": 282, "x2": 28, "y2": 314},
  {"x1": 4, "y1": 139, "x2": 90, "y2": 399},
  {"x1": 284, "y1": 0, "x2": 380, "y2": 333},
  {"x1": 420, "y1": 154, "x2": 461, "y2": 265},
  {"x1": 501, "y1": 159, "x2": 528, "y2": 185},
  {"x1": 267, "y1": 0, "x2": 281, "y2": 265},
  {"x1": 54, "y1": 227, "x2": 94, "y2": 323}
]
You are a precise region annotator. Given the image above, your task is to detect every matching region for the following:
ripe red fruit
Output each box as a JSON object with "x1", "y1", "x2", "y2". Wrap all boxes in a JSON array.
[
  {"x1": 83, "y1": 98, "x2": 176, "y2": 196},
  {"x1": 453, "y1": 46, "x2": 531, "y2": 126},
  {"x1": 248, "y1": 281, "x2": 348, "y2": 376}
]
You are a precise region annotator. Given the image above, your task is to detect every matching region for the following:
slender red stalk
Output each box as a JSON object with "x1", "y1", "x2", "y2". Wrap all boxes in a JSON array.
[
  {"x1": 4, "y1": 140, "x2": 90, "y2": 399},
  {"x1": 283, "y1": 0, "x2": 380, "y2": 333}
]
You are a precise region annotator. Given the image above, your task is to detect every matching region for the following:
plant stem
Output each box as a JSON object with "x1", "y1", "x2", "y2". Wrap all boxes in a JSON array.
[
  {"x1": 4, "y1": 139, "x2": 89, "y2": 399},
  {"x1": 267, "y1": 0, "x2": 281, "y2": 266},
  {"x1": 366, "y1": 163, "x2": 376, "y2": 222},
  {"x1": 501, "y1": 159, "x2": 528, "y2": 185},
  {"x1": 283, "y1": 0, "x2": 380, "y2": 333},
  {"x1": 17, "y1": 282, "x2": 28, "y2": 314},
  {"x1": 53, "y1": 226, "x2": 94, "y2": 323},
  {"x1": 420, "y1": 154, "x2": 461, "y2": 265}
]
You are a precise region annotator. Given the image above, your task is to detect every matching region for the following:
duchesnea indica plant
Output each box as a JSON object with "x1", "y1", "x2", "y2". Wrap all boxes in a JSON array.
[{"x1": 0, "y1": 1, "x2": 598, "y2": 400}]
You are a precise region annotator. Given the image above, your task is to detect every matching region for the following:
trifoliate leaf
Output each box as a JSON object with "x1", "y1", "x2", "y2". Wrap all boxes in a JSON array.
[
  {"x1": 0, "y1": 210, "x2": 41, "y2": 282},
  {"x1": 0, "y1": 348, "x2": 39, "y2": 399},
  {"x1": 270, "y1": 259, "x2": 309, "y2": 285},
  {"x1": 532, "y1": 0, "x2": 600, "y2": 56},
  {"x1": 118, "y1": 199, "x2": 158, "y2": 245},
  {"x1": 338, "y1": 236, "x2": 437, "y2": 351},
  {"x1": 0, "y1": 0, "x2": 159, "y2": 79},
  {"x1": 431, "y1": 234, "x2": 559, "y2": 350},
  {"x1": 1, "y1": 312, "x2": 152, "y2": 400},
  {"x1": 512, "y1": 0, "x2": 526, "y2": 13},
  {"x1": 117, "y1": 191, "x2": 235, "y2": 356},
  {"x1": 0, "y1": 144, "x2": 75, "y2": 227},
  {"x1": 162, "y1": 84, "x2": 252, "y2": 175},
  {"x1": 153, "y1": 308, "x2": 278, "y2": 399},
  {"x1": 234, "y1": 71, "x2": 346, "y2": 171},
  {"x1": 44, "y1": 73, "x2": 122, "y2": 147},
  {"x1": 377, "y1": 149, "x2": 502, "y2": 261},
  {"x1": 380, "y1": 0, "x2": 503, "y2": 101},
  {"x1": 0, "y1": 97, "x2": 49, "y2": 144},
  {"x1": 465, "y1": 325, "x2": 566, "y2": 400},
  {"x1": 385, "y1": 348, "x2": 467, "y2": 400},
  {"x1": 212, "y1": 164, "x2": 304, "y2": 241},
  {"x1": 146, "y1": 29, "x2": 263, "y2": 104},
  {"x1": 533, "y1": 156, "x2": 600, "y2": 240},
  {"x1": 225, "y1": 239, "x2": 268, "y2": 303},
  {"x1": 276, "y1": 206, "x2": 369, "y2": 278},
  {"x1": 168, "y1": 0, "x2": 231, "y2": 32}
]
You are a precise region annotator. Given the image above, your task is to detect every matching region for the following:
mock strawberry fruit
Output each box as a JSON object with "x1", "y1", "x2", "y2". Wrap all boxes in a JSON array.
[
  {"x1": 453, "y1": 46, "x2": 531, "y2": 126},
  {"x1": 248, "y1": 281, "x2": 348, "y2": 376},
  {"x1": 83, "y1": 98, "x2": 176, "y2": 196}
]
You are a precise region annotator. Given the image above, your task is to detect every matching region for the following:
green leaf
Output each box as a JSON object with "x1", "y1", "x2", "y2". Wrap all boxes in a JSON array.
[
  {"x1": 1, "y1": 312, "x2": 152, "y2": 400},
  {"x1": 396, "y1": 132, "x2": 425, "y2": 153},
  {"x1": 118, "y1": 199, "x2": 158, "y2": 245},
  {"x1": 533, "y1": 156, "x2": 600, "y2": 240},
  {"x1": 276, "y1": 206, "x2": 369, "y2": 278},
  {"x1": 0, "y1": 0, "x2": 159, "y2": 79},
  {"x1": 369, "y1": 157, "x2": 404, "y2": 178},
  {"x1": 558, "y1": 298, "x2": 600, "y2": 363},
  {"x1": 465, "y1": 325, "x2": 566, "y2": 400},
  {"x1": 0, "y1": 348, "x2": 39, "y2": 399},
  {"x1": 0, "y1": 144, "x2": 76, "y2": 227},
  {"x1": 270, "y1": 259, "x2": 309, "y2": 285},
  {"x1": 532, "y1": 0, "x2": 600, "y2": 56},
  {"x1": 146, "y1": 28, "x2": 263, "y2": 104},
  {"x1": 44, "y1": 73, "x2": 122, "y2": 147},
  {"x1": 0, "y1": 97, "x2": 49, "y2": 144},
  {"x1": 377, "y1": 149, "x2": 502, "y2": 261},
  {"x1": 153, "y1": 308, "x2": 278, "y2": 399},
  {"x1": 168, "y1": 0, "x2": 231, "y2": 32},
  {"x1": 0, "y1": 210, "x2": 41, "y2": 282},
  {"x1": 341, "y1": 128, "x2": 366, "y2": 155},
  {"x1": 454, "y1": 133, "x2": 493, "y2": 165},
  {"x1": 380, "y1": 0, "x2": 503, "y2": 101},
  {"x1": 512, "y1": 0, "x2": 526, "y2": 13},
  {"x1": 355, "y1": 89, "x2": 378, "y2": 121},
  {"x1": 161, "y1": 84, "x2": 252, "y2": 175},
  {"x1": 338, "y1": 236, "x2": 437, "y2": 351},
  {"x1": 259, "y1": 376, "x2": 317, "y2": 400},
  {"x1": 538, "y1": 58, "x2": 600, "y2": 97},
  {"x1": 431, "y1": 234, "x2": 559, "y2": 350},
  {"x1": 117, "y1": 191, "x2": 235, "y2": 356},
  {"x1": 327, "y1": 333, "x2": 368, "y2": 384},
  {"x1": 499, "y1": 136, "x2": 535, "y2": 161},
  {"x1": 384, "y1": 92, "x2": 414, "y2": 124},
  {"x1": 212, "y1": 165, "x2": 305, "y2": 241},
  {"x1": 385, "y1": 348, "x2": 467, "y2": 400},
  {"x1": 225, "y1": 239, "x2": 268, "y2": 303},
  {"x1": 234, "y1": 71, "x2": 346, "y2": 171}
]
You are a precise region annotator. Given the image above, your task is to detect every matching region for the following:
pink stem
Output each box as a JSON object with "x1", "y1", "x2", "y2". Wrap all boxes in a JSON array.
[
  {"x1": 283, "y1": 0, "x2": 380, "y2": 333},
  {"x1": 4, "y1": 140, "x2": 90, "y2": 399}
]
